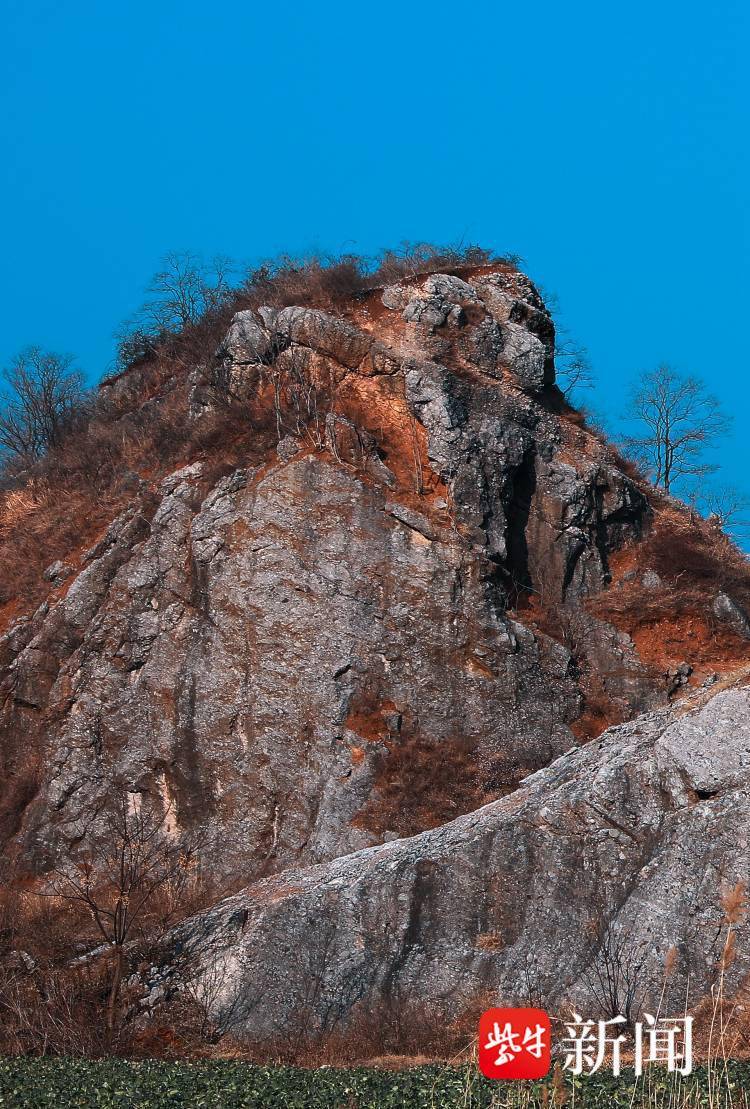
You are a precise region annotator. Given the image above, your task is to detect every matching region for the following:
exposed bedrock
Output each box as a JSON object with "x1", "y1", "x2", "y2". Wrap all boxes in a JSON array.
[
  {"x1": 149, "y1": 687, "x2": 750, "y2": 1046},
  {"x1": 1, "y1": 266, "x2": 658, "y2": 891}
]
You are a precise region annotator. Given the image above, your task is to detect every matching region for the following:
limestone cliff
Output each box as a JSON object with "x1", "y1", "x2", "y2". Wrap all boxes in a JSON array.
[
  {"x1": 148, "y1": 684, "x2": 750, "y2": 1052},
  {"x1": 1, "y1": 259, "x2": 749, "y2": 1056}
]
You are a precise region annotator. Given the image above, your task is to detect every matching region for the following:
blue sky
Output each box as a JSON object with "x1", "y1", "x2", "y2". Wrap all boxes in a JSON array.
[{"x1": 1, "y1": 0, "x2": 748, "y2": 507}]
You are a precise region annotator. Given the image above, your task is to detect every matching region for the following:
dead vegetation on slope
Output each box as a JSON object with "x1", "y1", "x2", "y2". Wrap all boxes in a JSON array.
[
  {"x1": 1, "y1": 249, "x2": 749, "y2": 844},
  {"x1": 0, "y1": 245, "x2": 511, "y2": 633},
  {"x1": 591, "y1": 501, "x2": 750, "y2": 677},
  {"x1": 0, "y1": 386, "x2": 276, "y2": 627}
]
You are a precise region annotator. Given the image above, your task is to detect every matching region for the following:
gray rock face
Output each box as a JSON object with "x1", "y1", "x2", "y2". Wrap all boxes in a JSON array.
[
  {"x1": 380, "y1": 270, "x2": 555, "y2": 392},
  {"x1": 656, "y1": 687, "x2": 750, "y2": 794},
  {"x1": 497, "y1": 322, "x2": 547, "y2": 392},
  {"x1": 423, "y1": 273, "x2": 480, "y2": 304},
  {"x1": 151, "y1": 686, "x2": 750, "y2": 1048},
  {"x1": 272, "y1": 307, "x2": 376, "y2": 369},
  {"x1": 403, "y1": 359, "x2": 645, "y2": 598},
  {"x1": 0, "y1": 264, "x2": 660, "y2": 888},
  {"x1": 2, "y1": 453, "x2": 588, "y2": 880},
  {"x1": 221, "y1": 310, "x2": 274, "y2": 365}
]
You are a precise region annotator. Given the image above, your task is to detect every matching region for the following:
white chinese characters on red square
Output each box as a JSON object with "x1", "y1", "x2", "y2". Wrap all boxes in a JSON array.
[{"x1": 478, "y1": 1007, "x2": 551, "y2": 1079}]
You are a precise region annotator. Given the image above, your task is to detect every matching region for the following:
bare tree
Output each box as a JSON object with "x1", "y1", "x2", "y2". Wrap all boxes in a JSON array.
[
  {"x1": 140, "y1": 251, "x2": 236, "y2": 334},
  {"x1": 0, "y1": 347, "x2": 85, "y2": 467},
  {"x1": 623, "y1": 365, "x2": 730, "y2": 495},
  {"x1": 114, "y1": 251, "x2": 237, "y2": 370},
  {"x1": 533, "y1": 286, "x2": 594, "y2": 400},
  {"x1": 704, "y1": 485, "x2": 750, "y2": 535},
  {"x1": 558, "y1": 353, "x2": 595, "y2": 399},
  {"x1": 50, "y1": 795, "x2": 197, "y2": 1043},
  {"x1": 583, "y1": 920, "x2": 648, "y2": 1029},
  {"x1": 556, "y1": 340, "x2": 595, "y2": 399}
]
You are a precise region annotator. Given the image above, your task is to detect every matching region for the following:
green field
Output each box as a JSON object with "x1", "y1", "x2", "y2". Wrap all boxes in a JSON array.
[{"x1": 2, "y1": 1059, "x2": 750, "y2": 1109}]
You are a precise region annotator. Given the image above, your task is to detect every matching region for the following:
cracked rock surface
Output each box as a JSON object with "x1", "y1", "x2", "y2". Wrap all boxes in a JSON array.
[
  {"x1": 1, "y1": 267, "x2": 659, "y2": 883},
  {"x1": 150, "y1": 686, "x2": 750, "y2": 1044},
  {"x1": 4, "y1": 264, "x2": 739, "y2": 1054},
  {"x1": 1, "y1": 267, "x2": 658, "y2": 884}
]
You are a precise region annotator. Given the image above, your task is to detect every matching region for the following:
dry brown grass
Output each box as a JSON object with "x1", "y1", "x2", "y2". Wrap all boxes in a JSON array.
[
  {"x1": 0, "y1": 888, "x2": 111, "y2": 1056},
  {"x1": 235, "y1": 245, "x2": 516, "y2": 317},
  {"x1": 642, "y1": 507, "x2": 750, "y2": 609},
  {"x1": 202, "y1": 992, "x2": 487, "y2": 1069},
  {"x1": 588, "y1": 504, "x2": 750, "y2": 681},
  {"x1": 353, "y1": 733, "x2": 484, "y2": 838},
  {"x1": 0, "y1": 376, "x2": 283, "y2": 631},
  {"x1": 0, "y1": 853, "x2": 249, "y2": 1059}
]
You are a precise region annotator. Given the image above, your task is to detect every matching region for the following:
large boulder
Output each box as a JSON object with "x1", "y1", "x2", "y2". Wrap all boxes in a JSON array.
[
  {"x1": 149, "y1": 686, "x2": 750, "y2": 1051},
  {"x1": 713, "y1": 592, "x2": 750, "y2": 639},
  {"x1": 220, "y1": 310, "x2": 274, "y2": 365}
]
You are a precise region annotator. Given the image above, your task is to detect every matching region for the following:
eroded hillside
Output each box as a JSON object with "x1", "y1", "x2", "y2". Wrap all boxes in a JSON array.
[
  {"x1": 2, "y1": 261, "x2": 750, "y2": 877},
  {"x1": 2, "y1": 255, "x2": 750, "y2": 1059}
]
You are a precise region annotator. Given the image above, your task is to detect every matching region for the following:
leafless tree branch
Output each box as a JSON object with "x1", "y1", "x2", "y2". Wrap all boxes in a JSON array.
[{"x1": 622, "y1": 364, "x2": 730, "y2": 495}]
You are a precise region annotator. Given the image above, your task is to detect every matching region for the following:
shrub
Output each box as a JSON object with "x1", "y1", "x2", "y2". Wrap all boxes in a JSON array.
[
  {"x1": 353, "y1": 733, "x2": 483, "y2": 838},
  {"x1": 113, "y1": 327, "x2": 165, "y2": 374}
]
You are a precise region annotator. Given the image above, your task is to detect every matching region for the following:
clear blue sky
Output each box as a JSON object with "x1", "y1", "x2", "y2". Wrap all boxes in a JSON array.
[{"x1": 1, "y1": 0, "x2": 748, "y2": 504}]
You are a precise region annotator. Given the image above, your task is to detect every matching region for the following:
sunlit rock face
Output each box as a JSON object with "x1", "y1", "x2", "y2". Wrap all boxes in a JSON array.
[
  {"x1": 148, "y1": 687, "x2": 750, "y2": 1048},
  {"x1": 1, "y1": 265, "x2": 657, "y2": 885}
]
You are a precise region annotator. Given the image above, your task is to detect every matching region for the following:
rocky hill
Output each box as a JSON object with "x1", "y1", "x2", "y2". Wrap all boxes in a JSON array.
[{"x1": 2, "y1": 256, "x2": 750, "y2": 1058}]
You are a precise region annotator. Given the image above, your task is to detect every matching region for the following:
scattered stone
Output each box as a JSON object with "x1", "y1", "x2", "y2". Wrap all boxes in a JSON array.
[
  {"x1": 381, "y1": 284, "x2": 411, "y2": 311},
  {"x1": 7, "y1": 950, "x2": 36, "y2": 973},
  {"x1": 666, "y1": 661, "x2": 693, "y2": 694},
  {"x1": 42, "y1": 560, "x2": 71, "y2": 583},
  {"x1": 712, "y1": 591, "x2": 750, "y2": 639},
  {"x1": 423, "y1": 273, "x2": 479, "y2": 303},
  {"x1": 403, "y1": 295, "x2": 459, "y2": 331},
  {"x1": 276, "y1": 435, "x2": 302, "y2": 462}
]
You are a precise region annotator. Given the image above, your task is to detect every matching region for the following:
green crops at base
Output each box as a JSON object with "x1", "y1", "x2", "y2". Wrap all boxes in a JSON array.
[{"x1": 2, "y1": 1058, "x2": 750, "y2": 1108}]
